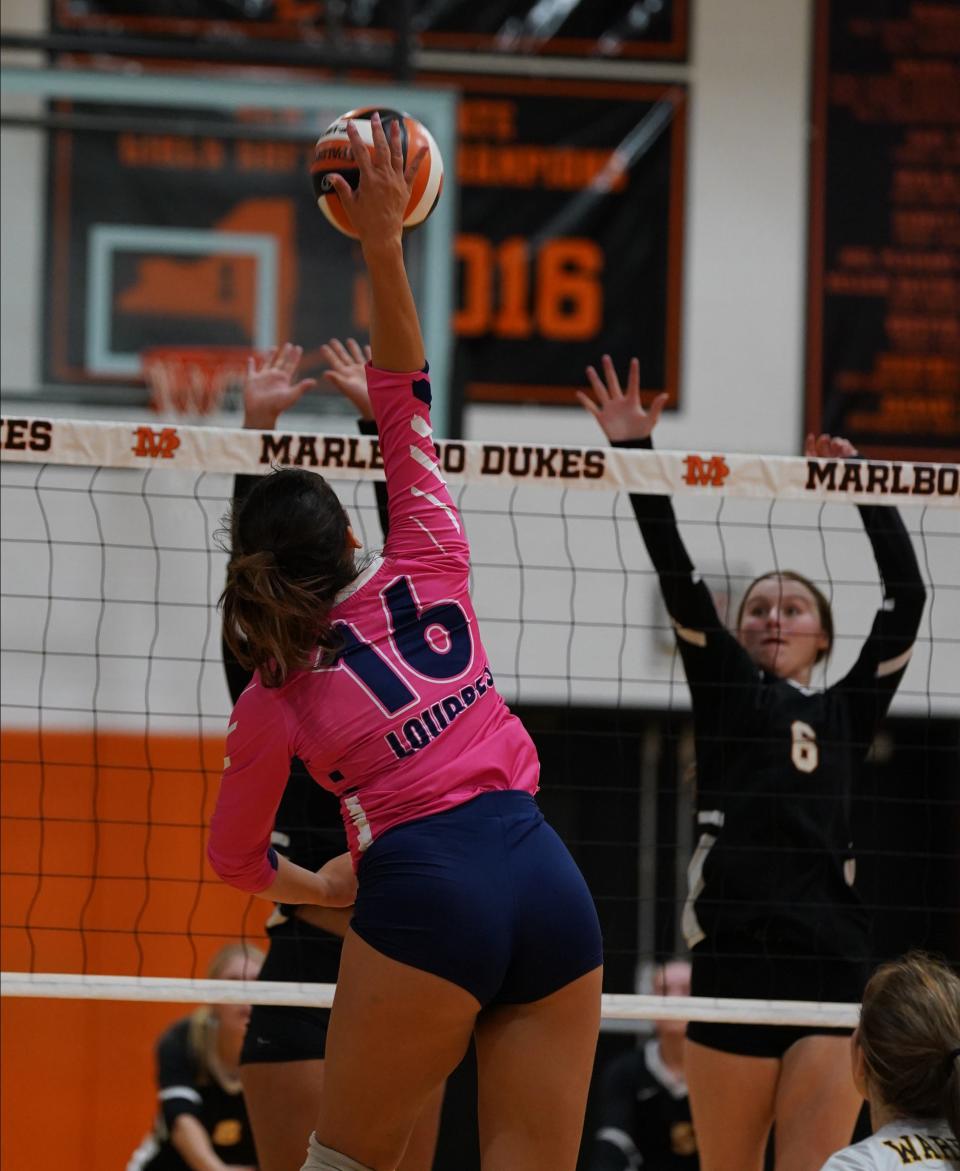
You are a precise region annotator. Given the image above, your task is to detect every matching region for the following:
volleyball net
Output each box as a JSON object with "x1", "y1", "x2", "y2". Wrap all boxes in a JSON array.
[{"x1": 1, "y1": 417, "x2": 957, "y2": 1027}]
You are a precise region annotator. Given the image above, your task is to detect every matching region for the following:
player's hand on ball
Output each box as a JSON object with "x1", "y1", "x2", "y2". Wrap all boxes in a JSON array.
[
  {"x1": 326, "y1": 113, "x2": 427, "y2": 248},
  {"x1": 242, "y1": 343, "x2": 317, "y2": 430},
  {"x1": 578, "y1": 354, "x2": 669, "y2": 443},
  {"x1": 319, "y1": 337, "x2": 374, "y2": 420}
]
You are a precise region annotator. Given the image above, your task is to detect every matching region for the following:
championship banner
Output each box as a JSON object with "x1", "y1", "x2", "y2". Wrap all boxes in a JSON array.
[
  {"x1": 51, "y1": 0, "x2": 689, "y2": 62},
  {"x1": 43, "y1": 101, "x2": 409, "y2": 389},
  {"x1": 427, "y1": 74, "x2": 685, "y2": 408},
  {"x1": 806, "y1": 0, "x2": 960, "y2": 461},
  {"x1": 44, "y1": 79, "x2": 685, "y2": 418},
  {"x1": 3, "y1": 416, "x2": 957, "y2": 507}
]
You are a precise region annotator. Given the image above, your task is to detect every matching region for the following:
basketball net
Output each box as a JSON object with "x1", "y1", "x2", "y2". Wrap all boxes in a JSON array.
[{"x1": 141, "y1": 346, "x2": 253, "y2": 420}]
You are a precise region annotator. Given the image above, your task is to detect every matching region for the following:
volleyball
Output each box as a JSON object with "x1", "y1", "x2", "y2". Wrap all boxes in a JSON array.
[{"x1": 310, "y1": 107, "x2": 444, "y2": 238}]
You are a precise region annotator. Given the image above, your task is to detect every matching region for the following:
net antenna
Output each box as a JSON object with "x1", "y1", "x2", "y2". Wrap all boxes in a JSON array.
[{"x1": 142, "y1": 346, "x2": 252, "y2": 421}]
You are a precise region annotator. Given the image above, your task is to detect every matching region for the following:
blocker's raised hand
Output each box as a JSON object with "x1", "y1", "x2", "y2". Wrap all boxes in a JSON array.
[
  {"x1": 326, "y1": 112, "x2": 426, "y2": 248},
  {"x1": 242, "y1": 343, "x2": 317, "y2": 430},
  {"x1": 804, "y1": 432, "x2": 859, "y2": 459},
  {"x1": 319, "y1": 336, "x2": 374, "y2": 419},
  {"x1": 577, "y1": 354, "x2": 669, "y2": 443}
]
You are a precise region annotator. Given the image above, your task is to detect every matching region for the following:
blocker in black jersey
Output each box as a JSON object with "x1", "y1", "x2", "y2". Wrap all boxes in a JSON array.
[
  {"x1": 127, "y1": 1017, "x2": 257, "y2": 1171},
  {"x1": 617, "y1": 436, "x2": 926, "y2": 1052},
  {"x1": 226, "y1": 426, "x2": 388, "y2": 1066}
]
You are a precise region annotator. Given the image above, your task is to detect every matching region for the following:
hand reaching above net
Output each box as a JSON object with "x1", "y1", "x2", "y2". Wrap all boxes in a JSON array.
[
  {"x1": 242, "y1": 343, "x2": 318, "y2": 431},
  {"x1": 319, "y1": 336, "x2": 374, "y2": 420},
  {"x1": 577, "y1": 354, "x2": 669, "y2": 444},
  {"x1": 804, "y1": 432, "x2": 859, "y2": 459}
]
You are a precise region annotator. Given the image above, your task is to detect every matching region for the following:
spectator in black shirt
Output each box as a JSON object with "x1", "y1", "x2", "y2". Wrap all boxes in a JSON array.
[
  {"x1": 127, "y1": 943, "x2": 264, "y2": 1171},
  {"x1": 590, "y1": 959, "x2": 698, "y2": 1171}
]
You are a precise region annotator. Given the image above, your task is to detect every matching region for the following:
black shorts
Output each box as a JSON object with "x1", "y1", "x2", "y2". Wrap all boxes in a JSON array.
[
  {"x1": 240, "y1": 914, "x2": 343, "y2": 1066},
  {"x1": 686, "y1": 937, "x2": 866, "y2": 1059}
]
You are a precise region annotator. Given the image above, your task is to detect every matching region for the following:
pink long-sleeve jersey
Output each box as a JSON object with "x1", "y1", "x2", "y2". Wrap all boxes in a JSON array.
[{"x1": 208, "y1": 365, "x2": 541, "y2": 892}]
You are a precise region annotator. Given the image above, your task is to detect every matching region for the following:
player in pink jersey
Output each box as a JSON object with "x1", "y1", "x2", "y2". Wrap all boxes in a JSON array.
[{"x1": 208, "y1": 113, "x2": 603, "y2": 1171}]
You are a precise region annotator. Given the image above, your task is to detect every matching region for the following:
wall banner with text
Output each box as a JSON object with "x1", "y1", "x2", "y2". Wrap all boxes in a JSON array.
[
  {"x1": 51, "y1": 0, "x2": 689, "y2": 62},
  {"x1": 44, "y1": 78, "x2": 685, "y2": 422},
  {"x1": 806, "y1": 0, "x2": 960, "y2": 461},
  {"x1": 426, "y1": 74, "x2": 686, "y2": 409}
]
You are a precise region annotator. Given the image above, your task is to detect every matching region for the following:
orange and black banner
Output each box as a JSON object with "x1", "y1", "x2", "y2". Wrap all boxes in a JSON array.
[
  {"x1": 51, "y1": 1, "x2": 688, "y2": 61},
  {"x1": 431, "y1": 75, "x2": 685, "y2": 408},
  {"x1": 44, "y1": 78, "x2": 685, "y2": 417},
  {"x1": 806, "y1": 0, "x2": 960, "y2": 461}
]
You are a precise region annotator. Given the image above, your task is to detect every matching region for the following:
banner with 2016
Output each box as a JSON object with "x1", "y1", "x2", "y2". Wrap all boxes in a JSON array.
[{"x1": 45, "y1": 77, "x2": 685, "y2": 425}]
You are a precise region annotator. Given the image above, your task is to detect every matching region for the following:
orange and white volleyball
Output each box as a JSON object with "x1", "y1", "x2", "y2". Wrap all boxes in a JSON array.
[{"x1": 311, "y1": 108, "x2": 444, "y2": 238}]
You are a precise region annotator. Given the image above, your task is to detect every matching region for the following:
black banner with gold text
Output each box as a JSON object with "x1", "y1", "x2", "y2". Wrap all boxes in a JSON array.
[
  {"x1": 51, "y1": 0, "x2": 688, "y2": 62},
  {"x1": 45, "y1": 78, "x2": 685, "y2": 421}
]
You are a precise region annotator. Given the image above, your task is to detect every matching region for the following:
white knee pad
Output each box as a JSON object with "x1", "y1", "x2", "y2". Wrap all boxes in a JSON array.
[{"x1": 301, "y1": 1132, "x2": 376, "y2": 1171}]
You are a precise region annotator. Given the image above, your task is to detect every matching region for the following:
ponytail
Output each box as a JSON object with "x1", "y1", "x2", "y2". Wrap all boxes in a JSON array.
[{"x1": 219, "y1": 469, "x2": 359, "y2": 688}]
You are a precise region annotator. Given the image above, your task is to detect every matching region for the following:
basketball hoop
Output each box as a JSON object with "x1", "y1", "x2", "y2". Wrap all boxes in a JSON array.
[{"x1": 141, "y1": 346, "x2": 253, "y2": 419}]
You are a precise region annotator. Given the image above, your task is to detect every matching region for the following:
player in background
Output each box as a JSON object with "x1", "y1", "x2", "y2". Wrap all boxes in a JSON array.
[
  {"x1": 208, "y1": 113, "x2": 603, "y2": 1171},
  {"x1": 224, "y1": 343, "x2": 442, "y2": 1171},
  {"x1": 127, "y1": 943, "x2": 264, "y2": 1171},
  {"x1": 588, "y1": 958, "x2": 698, "y2": 1171},
  {"x1": 578, "y1": 357, "x2": 926, "y2": 1171},
  {"x1": 819, "y1": 952, "x2": 959, "y2": 1170}
]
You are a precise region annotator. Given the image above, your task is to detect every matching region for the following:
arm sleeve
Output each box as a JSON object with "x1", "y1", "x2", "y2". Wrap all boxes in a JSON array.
[
  {"x1": 207, "y1": 685, "x2": 292, "y2": 893},
  {"x1": 366, "y1": 363, "x2": 469, "y2": 569},
  {"x1": 221, "y1": 473, "x2": 260, "y2": 707},
  {"x1": 614, "y1": 437, "x2": 757, "y2": 694},
  {"x1": 357, "y1": 416, "x2": 390, "y2": 540},
  {"x1": 832, "y1": 505, "x2": 927, "y2": 729},
  {"x1": 155, "y1": 1023, "x2": 203, "y2": 1129}
]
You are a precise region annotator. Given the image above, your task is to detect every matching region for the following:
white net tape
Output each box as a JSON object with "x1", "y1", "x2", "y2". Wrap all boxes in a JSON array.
[
  {"x1": 0, "y1": 972, "x2": 858, "y2": 1027},
  {"x1": 2, "y1": 416, "x2": 958, "y2": 506}
]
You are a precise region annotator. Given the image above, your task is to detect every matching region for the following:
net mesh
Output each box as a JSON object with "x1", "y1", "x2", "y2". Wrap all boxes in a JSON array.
[{"x1": 1, "y1": 418, "x2": 958, "y2": 1025}]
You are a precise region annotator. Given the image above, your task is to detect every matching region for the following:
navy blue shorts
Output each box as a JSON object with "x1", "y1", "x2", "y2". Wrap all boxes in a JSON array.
[{"x1": 351, "y1": 791, "x2": 602, "y2": 1006}]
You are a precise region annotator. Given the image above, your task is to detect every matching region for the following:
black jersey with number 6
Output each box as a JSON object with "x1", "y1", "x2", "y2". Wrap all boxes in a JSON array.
[{"x1": 617, "y1": 439, "x2": 926, "y2": 962}]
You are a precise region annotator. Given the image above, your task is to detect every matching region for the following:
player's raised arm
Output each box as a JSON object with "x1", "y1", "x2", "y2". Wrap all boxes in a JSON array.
[
  {"x1": 327, "y1": 113, "x2": 426, "y2": 374},
  {"x1": 579, "y1": 356, "x2": 734, "y2": 663},
  {"x1": 328, "y1": 114, "x2": 465, "y2": 563},
  {"x1": 806, "y1": 433, "x2": 927, "y2": 720}
]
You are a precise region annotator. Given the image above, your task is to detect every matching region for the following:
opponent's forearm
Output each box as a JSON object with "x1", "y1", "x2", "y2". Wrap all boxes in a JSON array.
[{"x1": 857, "y1": 504, "x2": 926, "y2": 599}]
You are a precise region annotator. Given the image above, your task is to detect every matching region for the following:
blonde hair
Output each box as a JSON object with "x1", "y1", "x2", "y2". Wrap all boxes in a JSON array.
[
  {"x1": 858, "y1": 952, "x2": 960, "y2": 1140},
  {"x1": 188, "y1": 942, "x2": 265, "y2": 1080}
]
